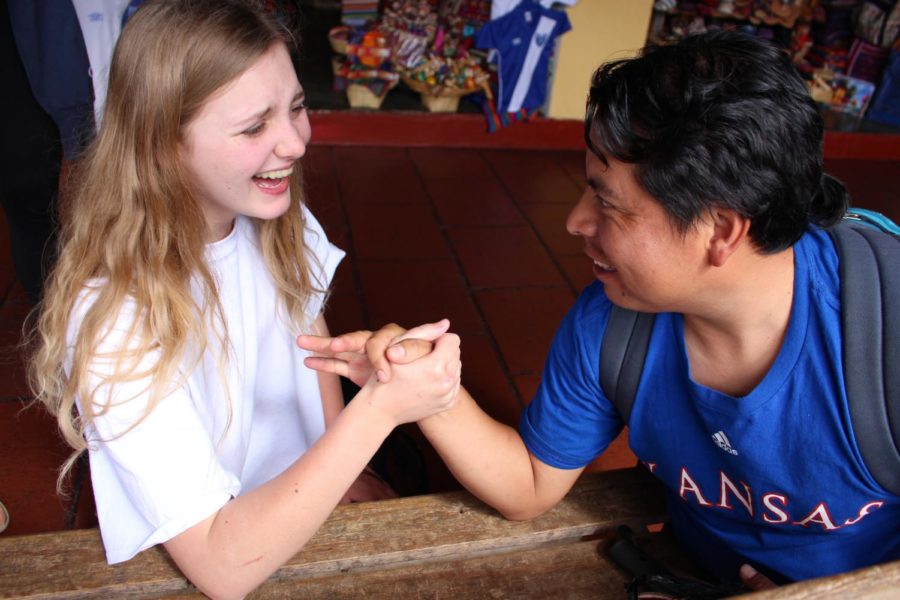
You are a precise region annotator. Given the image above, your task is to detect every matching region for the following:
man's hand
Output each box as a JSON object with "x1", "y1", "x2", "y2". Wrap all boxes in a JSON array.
[
  {"x1": 298, "y1": 320, "x2": 448, "y2": 387},
  {"x1": 359, "y1": 320, "x2": 448, "y2": 382},
  {"x1": 369, "y1": 330, "x2": 461, "y2": 424}
]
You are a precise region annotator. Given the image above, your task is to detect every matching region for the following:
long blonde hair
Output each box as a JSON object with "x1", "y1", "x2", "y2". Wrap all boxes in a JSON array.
[{"x1": 28, "y1": 0, "x2": 322, "y2": 485}]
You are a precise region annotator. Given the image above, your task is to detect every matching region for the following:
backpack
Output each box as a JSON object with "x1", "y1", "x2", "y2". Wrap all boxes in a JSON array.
[{"x1": 599, "y1": 209, "x2": 900, "y2": 496}]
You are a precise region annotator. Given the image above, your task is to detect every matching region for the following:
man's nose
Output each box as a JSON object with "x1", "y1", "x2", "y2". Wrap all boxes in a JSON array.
[{"x1": 566, "y1": 189, "x2": 597, "y2": 237}]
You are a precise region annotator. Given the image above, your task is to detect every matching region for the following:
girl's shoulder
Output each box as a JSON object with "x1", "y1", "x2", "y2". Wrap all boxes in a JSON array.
[{"x1": 68, "y1": 280, "x2": 141, "y2": 344}]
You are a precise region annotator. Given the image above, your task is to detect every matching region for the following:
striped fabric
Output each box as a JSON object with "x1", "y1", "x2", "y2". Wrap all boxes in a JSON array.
[{"x1": 342, "y1": 0, "x2": 378, "y2": 26}]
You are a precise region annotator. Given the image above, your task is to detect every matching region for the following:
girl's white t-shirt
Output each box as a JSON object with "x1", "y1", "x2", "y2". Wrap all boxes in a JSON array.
[{"x1": 68, "y1": 207, "x2": 344, "y2": 564}]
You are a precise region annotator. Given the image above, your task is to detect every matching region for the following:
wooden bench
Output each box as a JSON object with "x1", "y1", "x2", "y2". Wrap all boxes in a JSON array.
[{"x1": 0, "y1": 467, "x2": 897, "y2": 599}]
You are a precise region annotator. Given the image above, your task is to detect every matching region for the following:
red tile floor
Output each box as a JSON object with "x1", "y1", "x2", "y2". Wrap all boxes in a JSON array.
[{"x1": 1, "y1": 128, "x2": 898, "y2": 537}]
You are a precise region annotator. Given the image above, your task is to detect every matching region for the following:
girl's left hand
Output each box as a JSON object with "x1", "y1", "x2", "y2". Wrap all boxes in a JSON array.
[
  {"x1": 298, "y1": 329, "x2": 380, "y2": 388},
  {"x1": 339, "y1": 467, "x2": 398, "y2": 504}
]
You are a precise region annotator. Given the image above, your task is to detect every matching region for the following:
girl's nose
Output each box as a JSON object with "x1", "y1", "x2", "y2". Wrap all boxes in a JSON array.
[{"x1": 275, "y1": 117, "x2": 308, "y2": 160}]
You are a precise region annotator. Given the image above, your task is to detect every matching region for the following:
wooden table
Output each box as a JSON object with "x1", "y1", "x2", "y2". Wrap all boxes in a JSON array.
[{"x1": 0, "y1": 467, "x2": 897, "y2": 599}]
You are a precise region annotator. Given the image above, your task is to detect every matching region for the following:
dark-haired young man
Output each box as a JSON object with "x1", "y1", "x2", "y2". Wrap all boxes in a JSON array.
[{"x1": 300, "y1": 31, "x2": 899, "y2": 587}]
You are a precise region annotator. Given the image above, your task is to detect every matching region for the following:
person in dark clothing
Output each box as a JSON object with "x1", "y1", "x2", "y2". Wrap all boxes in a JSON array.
[
  {"x1": 1, "y1": 0, "x2": 98, "y2": 304},
  {"x1": 0, "y1": 2, "x2": 65, "y2": 304}
]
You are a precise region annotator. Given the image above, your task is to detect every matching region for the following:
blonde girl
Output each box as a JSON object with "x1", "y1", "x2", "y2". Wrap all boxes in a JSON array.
[{"x1": 28, "y1": 1, "x2": 460, "y2": 597}]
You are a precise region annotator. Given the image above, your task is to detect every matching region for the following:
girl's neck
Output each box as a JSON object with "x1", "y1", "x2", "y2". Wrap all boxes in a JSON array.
[{"x1": 208, "y1": 218, "x2": 236, "y2": 243}]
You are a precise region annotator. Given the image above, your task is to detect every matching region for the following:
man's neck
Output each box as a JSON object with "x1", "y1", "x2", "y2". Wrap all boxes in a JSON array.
[{"x1": 682, "y1": 245, "x2": 795, "y2": 397}]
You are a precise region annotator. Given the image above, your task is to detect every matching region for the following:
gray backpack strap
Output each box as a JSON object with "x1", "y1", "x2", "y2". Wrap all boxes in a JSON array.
[
  {"x1": 829, "y1": 222, "x2": 900, "y2": 496},
  {"x1": 599, "y1": 305, "x2": 656, "y2": 424}
]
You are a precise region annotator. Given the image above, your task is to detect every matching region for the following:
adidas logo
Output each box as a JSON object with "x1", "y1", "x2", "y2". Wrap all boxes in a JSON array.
[{"x1": 712, "y1": 430, "x2": 739, "y2": 455}]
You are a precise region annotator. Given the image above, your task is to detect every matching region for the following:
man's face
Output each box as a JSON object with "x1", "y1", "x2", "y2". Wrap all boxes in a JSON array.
[{"x1": 566, "y1": 149, "x2": 710, "y2": 313}]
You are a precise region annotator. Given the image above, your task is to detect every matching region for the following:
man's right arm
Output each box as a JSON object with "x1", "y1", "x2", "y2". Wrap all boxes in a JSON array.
[
  {"x1": 418, "y1": 386, "x2": 583, "y2": 521},
  {"x1": 298, "y1": 321, "x2": 585, "y2": 520}
]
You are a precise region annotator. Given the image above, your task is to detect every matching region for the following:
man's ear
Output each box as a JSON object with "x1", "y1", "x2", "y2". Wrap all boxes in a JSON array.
[{"x1": 707, "y1": 208, "x2": 751, "y2": 267}]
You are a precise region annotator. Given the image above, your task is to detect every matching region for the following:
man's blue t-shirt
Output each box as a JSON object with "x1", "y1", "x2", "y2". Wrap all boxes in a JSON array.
[{"x1": 520, "y1": 227, "x2": 900, "y2": 582}]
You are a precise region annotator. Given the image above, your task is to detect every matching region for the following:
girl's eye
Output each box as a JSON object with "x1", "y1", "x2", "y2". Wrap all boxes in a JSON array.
[
  {"x1": 244, "y1": 122, "x2": 265, "y2": 136},
  {"x1": 291, "y1": 102, "x2": 307, "y2": 115}
]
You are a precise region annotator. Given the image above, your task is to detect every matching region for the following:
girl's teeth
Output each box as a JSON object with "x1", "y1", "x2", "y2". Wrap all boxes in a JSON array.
[
  {"x1": 255, "y1": 167, "x2": 293, "y2": 179},
  {"x1": 594, "y1": 260, "x2": 616, "y2": 272}
]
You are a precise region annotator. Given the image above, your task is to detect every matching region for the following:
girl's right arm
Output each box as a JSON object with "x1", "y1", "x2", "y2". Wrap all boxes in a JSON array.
[{"x1": 162, "y1": 333, "x2": 460, "y2": 600}]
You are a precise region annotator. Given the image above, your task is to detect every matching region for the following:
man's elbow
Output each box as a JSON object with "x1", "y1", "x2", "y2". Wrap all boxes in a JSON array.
[{"x1": 497, "y1": 500, "x2": 553, "y2": 521}]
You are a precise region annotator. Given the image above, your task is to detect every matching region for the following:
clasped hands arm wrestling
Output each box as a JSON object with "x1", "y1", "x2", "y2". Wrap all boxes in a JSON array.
[{"x1": 296, "y1": 321, "x2": 779, "y2": 595}]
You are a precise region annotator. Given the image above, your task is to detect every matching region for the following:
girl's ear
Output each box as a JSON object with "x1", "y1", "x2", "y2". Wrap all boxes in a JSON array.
[{"x1": 707, "y1": 208, "x2": 750, "y2": 267}]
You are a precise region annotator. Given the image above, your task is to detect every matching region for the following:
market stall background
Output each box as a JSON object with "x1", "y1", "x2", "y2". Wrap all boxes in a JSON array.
[{"x1": 294, "y1": 0, "x2": 899, "y2": 131}]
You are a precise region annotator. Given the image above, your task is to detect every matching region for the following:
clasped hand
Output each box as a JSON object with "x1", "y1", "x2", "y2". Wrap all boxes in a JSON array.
[{"x1": 297, "y1": 319, "x2": 459, "y2": 425}]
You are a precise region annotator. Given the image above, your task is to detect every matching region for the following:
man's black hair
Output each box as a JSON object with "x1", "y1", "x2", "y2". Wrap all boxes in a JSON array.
[{"x1": 584, "y1": 30, "x2": 848, "y2": 253}]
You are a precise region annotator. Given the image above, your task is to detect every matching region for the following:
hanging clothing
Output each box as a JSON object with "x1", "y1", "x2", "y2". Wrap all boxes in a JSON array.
[
  {"x1": 72, "y1": 0, "x2": 138, "y2": 126},
  {"x1": 7, "y1": 0, "x2": 94, "y2": 159},
  {"x1": 490, "y1": 0, "x2": 577, "y2": 21},
  {"x1": 476, "y1": 0, "x2": 571, "y2": 113}
]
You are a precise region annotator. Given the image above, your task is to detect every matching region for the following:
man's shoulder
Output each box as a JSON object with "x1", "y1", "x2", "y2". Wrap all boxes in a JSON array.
[
  {"x1": 797, "y1": 222, "x2": 899, "y2": 310},
  {"x1": 795, "y1": 226, "x2": 841, "y2": 304}
]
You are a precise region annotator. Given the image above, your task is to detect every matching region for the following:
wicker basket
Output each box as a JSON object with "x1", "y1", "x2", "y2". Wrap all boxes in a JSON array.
[
  {"x1": 402, "y1": 75, "x2": 475, "y2": 113},
  {"x1": 328, "y1": 26, "x2": 349, "y2": 55},
  {"x1": 346, "y1": 84, "x2": 384, "y2": 109},
  {"x1": 421, "y1": 93, "x2": 461, "y2": 113}
]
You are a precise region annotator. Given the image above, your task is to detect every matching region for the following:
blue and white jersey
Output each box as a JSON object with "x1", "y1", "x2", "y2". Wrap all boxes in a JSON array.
[
  {"x1": 476, "y1": 1, "x2": 571, "y2": 113},
  {"x1": 520, "y1": 227, "x2": 900, "y2": 582},
  {"x1": 490, "y1": 0, "x2": 578, "y2": 20}
]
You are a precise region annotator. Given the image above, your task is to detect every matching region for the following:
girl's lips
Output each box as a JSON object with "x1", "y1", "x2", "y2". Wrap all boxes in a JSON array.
[
  {"x1": 254, "y1": 176, "x2": 290, "y2": 194},
  {"x1": 253, "y1": 165, "x2": 293, "y2": 195}
]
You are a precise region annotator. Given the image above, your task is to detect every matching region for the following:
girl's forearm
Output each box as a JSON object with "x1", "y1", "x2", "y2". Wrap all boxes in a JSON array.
[
  {"x1": 164, "y1": 386, "x2": 393, "y2": 600},
  {"x1": 167, "y1": 324, "x2": 460, "y2": 598}
]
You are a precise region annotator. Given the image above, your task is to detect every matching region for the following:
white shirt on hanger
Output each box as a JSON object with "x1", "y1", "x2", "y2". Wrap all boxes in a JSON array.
[{"x1": 71, "y1": 0, "x2": 132, "y2": 125}]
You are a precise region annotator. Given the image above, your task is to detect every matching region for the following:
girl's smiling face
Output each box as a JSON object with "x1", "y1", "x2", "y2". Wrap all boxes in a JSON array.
[{"x1": 180, "y1": 43, "x2": 311, "y2": 240}]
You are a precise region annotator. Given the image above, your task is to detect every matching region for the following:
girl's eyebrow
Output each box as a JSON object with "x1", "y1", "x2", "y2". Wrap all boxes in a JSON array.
[
  {"x1": 235, "y1": 89, "x2": 305, "y2": 127},
  {"x1": 241, "y1": 107, "x2": 271, "y2": 125}
]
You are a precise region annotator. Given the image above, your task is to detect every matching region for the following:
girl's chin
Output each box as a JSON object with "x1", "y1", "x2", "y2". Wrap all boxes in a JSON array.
[{"x1": 252, "y1": 197, "x2": 292, "y2": 221}]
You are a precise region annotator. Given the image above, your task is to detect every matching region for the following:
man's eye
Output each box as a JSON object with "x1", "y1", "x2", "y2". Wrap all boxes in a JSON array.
[{"x1": 595, "y1": 195, "x2": 613, "y2": 209}]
